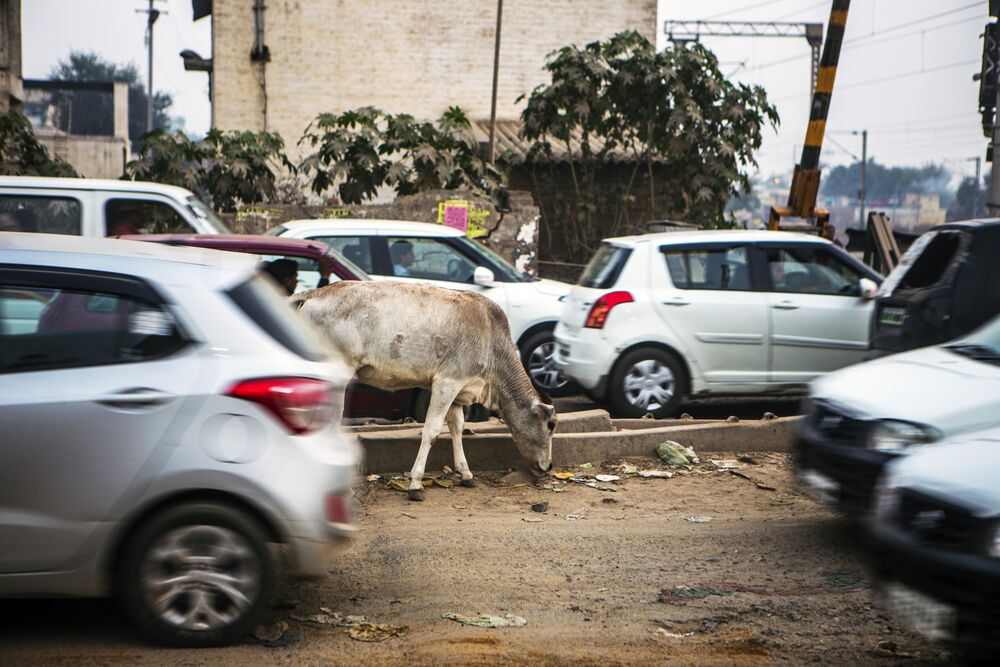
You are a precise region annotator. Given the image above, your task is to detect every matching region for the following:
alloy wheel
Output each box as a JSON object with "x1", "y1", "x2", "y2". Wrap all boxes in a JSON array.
[
  {"x1": 527, "y1": 341, "x2": 569, "y2": 391},
  {"x1": 622, "y1": 359, "x2": 675, "y2": 411}
]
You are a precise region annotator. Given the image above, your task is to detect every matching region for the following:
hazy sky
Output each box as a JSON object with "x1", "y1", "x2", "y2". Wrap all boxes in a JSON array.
[{"x1": 21, "y1": 1, "x2": 988, "y2": 182}]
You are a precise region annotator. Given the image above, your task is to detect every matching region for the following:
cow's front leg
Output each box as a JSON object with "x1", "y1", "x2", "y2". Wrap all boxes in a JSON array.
[
  {"x1": 447, "y1": 403, "x2": 475, "y2": 487},
  {"x1": 407, "y1": 382, "x2": 458, "y2": 501}
]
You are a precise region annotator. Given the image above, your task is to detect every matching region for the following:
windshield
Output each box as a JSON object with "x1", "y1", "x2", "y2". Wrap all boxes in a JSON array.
[
  {"x1": 456, "y1": 236, "x2": 529, "y2": 282},
  {"x1": 185, "y1": 197, "x2": 230, "y2": 233},
  {"x1": 945, "y1": 316, "x2": 1000, "y2": 364}
]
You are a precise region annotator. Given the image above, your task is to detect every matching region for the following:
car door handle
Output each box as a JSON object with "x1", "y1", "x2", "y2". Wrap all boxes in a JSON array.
[
  {"x1": 662, "y1": 298, "x2": 690, "y2": 306},
  {"x1": 772, "y1": 301, "x2": 799, "y2": 310},
  {"x1": 96, "y1": 388, "x2": 175, "y2": 409}
]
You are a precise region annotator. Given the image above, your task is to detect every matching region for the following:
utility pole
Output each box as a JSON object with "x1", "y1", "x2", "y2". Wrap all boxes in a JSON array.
[
  {"x1": 487, "y1": 0, "x2": 503, "y2": 164},
  {"x1": 136, "y1": 0, "x2": 163, "y2": 133},
  {"x1": 856, "y1": 129, "x2": 867, "y2": 228}
]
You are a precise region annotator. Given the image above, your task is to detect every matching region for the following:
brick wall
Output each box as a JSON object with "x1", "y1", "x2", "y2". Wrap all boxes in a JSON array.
[{"x1": 212, "y1": 0, "x2": 656, "y2": 153}]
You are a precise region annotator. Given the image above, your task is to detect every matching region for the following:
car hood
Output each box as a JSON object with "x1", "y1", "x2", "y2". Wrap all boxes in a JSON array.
[
  {"x1": 812, "y1": 346, "x2": 1000, "y2": 435},
  {"x1": 886, "y1": 437, "x2": 1000, "y2": 517}
]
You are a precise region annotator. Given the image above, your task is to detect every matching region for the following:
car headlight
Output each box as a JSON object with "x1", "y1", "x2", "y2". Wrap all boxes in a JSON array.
[{"x1": 866, "y1": 420, "x2": 939, "y2": 453}]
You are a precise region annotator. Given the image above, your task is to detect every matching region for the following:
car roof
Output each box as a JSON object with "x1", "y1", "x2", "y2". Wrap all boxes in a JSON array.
[
  {"x1": 277, "y1": 218, "x2": 465, "y2": 237},
  {"x1": 0, "y1": 175, "x2": 197, "y2": 200},
  {"x1": 0, "y1": 232, "x2": 255, "y2": 289},
  {"x1": 123, "y1": 233, "x2": 330, "y2": 257},
  {"x1": 605, "y1": 229, "x2": 831, "y2": 246}
]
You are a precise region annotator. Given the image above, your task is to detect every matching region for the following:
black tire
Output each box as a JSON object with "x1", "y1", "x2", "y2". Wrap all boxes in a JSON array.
[
  {"x1": 117, "y1": 502, "x2": 274, "y2": 647},
  {"x1": 608, "y1": 347, "x2": 687, "y2": 419},
  {"x1": 519, "y1": 329, "x2": 576, "y2": 398}
]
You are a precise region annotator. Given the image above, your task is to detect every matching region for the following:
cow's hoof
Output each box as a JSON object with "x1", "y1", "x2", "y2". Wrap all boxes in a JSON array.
[
  {"x1": 407, "y1": 489, "x2": 425, "y2": 501},
  {"x1": 460, "y1": 478, "x2": 477, "y2": 488}
]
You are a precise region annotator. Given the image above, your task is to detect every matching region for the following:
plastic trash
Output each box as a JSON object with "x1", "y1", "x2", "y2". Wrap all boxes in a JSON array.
[
  {"x1": 655, "y1": 441, "x2": 699, "y2": 468},
  {"x1": 443, "y1": 613, "x2": 527, "y2": 628},
  {"x1": 348, "y1": 622, "x2": 409, "y2": 642},
  {"x1": 684, "y1": 516, "x2": 712, "y2": 523},
  {"x1": 595, "y1": 474, "x2": 620, "y2": 483},
  {"x1": 638, "y1": 470, "x2": 674, "y2": 478}
]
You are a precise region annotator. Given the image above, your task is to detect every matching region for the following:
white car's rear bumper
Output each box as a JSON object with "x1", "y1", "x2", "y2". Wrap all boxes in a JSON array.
[{"x1": 553, "y1": 323, "x2": 615, "y2": 395}]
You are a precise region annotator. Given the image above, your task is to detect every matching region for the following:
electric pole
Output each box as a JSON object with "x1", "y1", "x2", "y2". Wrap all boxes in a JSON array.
[
  {"x1": 487, "y1": 0, "x2": 503, "y2": 164},
  {"x1": 856, "y1": 129, "x2": 867, "y2": 228},
  {"x1": 136, "y1": 1, "x2": 164, "y2": 133}
]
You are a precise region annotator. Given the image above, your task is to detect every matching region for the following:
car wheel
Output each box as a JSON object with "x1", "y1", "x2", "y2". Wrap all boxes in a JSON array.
[
  {"x1": 608, "y1": 348, "x2": 686, "y2": 418},
  {"x1": 520, "y1": 330, "x2": 575, "y2": 398},
  {"x1": 117, "y1": 502, "x2": 274, "y2": 647}
]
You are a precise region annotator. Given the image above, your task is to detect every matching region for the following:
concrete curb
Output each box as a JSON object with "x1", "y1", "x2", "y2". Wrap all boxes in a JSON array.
[{"x1": 359, "y1": 414, "x2": 801, "y2": 474}]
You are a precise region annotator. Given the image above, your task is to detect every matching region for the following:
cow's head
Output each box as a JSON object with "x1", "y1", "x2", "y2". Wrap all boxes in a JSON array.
[{"x1": 508, "y1": 395, "x2": 556, "y2": 474}]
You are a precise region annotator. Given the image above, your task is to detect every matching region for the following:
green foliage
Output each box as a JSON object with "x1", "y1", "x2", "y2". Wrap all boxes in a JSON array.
[
  {"x1": 125, "y1": 129, "x2": 293, "y2": 211},
  {"x1": 822, "y1": 159, "x2": 950, "y2": 202},
  {"x1": 298, "y1": 106, "x2": 504, "y2": 204},
  {"x1": 946, "y1": 175, "x2": 988, "y2": 221},
  {"x1": 0, "y1": 111, "x2": 79, "y2": 177},
  {"x1": 49, "y1": 50, "x2": 173, "y2": 148},
  {"x1": 517, "y1": 31, "x2": 777, "y2": 254}
]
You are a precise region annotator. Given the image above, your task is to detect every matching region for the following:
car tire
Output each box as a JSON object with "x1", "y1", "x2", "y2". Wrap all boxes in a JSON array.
[
  {"x1": 117, "y1": 502, "x2": 274, "y2": 647},
  {"x1": 519, "y1": 329, "x2": 576, "y2": 398},
  {"x1": 608, "y1": 347, "x2": 686, "y2": 419}
]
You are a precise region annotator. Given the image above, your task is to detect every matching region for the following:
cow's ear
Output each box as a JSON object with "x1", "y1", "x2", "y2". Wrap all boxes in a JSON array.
[{"x1": 531, "y1": 401, "x2": 555, "y2": 420}]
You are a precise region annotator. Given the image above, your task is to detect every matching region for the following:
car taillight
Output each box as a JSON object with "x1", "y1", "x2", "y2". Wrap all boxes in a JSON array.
[
  {"x1": 325, "y1": 494, "x2": 351, "y2": 524},
  {"x1": 584, "y1": 291, "x2": 634, "y2": 329},
  {"x1": 227, "y1": 377, "x2": 335, "y2": 434}
]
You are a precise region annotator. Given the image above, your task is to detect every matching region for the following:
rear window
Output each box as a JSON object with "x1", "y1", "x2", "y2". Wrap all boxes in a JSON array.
[
  {"x1": 227, "y1": 275, "x2": 329, "y2": 361},
  {"x1": 0, "y1": 195, "x2": 82, "y2": 235},
  {"x1": 579, "y1": 244, "x2": 632, "y2": 289}
]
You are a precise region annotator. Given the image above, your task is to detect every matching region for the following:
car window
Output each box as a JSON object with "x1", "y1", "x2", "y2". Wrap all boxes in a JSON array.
[
  {"x1": 0, "y1": 195, "x2": 82, "y2": 235},
  {"x1": 256, "y1": 253, "x2": 336, "y2": 294},
  {"x1": 580, "y1": 243, "x2": 633, "y2": 289},
  {"x1": 0, "y1": 284, "x2": 187, "y2": 373},
  {"x1": 105, "y1": 198, "x2": 195, "y2": 236},
  {"x1": 311, "y1": 236, "x2": 373, "y2": 273},
  {"x1": 765, "y1": 246, "x2": 863, "y2": 296},
  {"x1": 663, "y1": 246, "x2": 751, "y2": 291},
  {"x1": 386, "y1": 236, "x2": 478, "y2": 282},
  {"x1": 226, "y1": 274, "x2": 329, "y2": 362}
]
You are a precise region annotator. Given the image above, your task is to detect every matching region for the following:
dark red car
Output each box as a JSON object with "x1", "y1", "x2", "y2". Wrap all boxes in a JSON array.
[{"x1": 127, "y1": 234, "x2": 422, "y2": 421}]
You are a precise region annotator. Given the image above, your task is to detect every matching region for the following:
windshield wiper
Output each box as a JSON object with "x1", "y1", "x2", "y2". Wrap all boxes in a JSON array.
[{"x1": 945, "y1": 343, "x2": 1000, "y2": 362}]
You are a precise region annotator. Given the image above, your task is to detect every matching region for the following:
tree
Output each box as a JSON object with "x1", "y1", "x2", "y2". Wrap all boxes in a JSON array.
[
  {"x1": 298, "y1": 106, "x2": 504, "y2": 204},
  {"x1": 0, "y1": 110, "x2": 79, "y2": 177},
  {"x1": 946, "y1": 175, "x2": 988, "y2": 221},
  {"x1": 822, "y1": 159, "x2": 950, "y2": 204},
  {"x1": 49, "y1": 50, "x2": 173, "y2": 148},
  {"x1": 124, "y1": 129, "x2": 293, "y2": 211},
  {"x1": 517, "y1": 31, "x2": 777, "y2": 256}
]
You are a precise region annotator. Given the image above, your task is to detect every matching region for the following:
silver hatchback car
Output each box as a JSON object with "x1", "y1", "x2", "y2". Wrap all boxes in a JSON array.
[{"x1": 0, "y1": 233, "x2": 358, "y2": 646}]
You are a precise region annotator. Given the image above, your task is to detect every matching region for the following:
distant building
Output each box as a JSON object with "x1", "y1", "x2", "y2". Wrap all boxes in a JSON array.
[
  {"x1": 0, "y1": 0, "x2": 23, "y2": 112},
  {"x1": 192, "y1": 0, "x2": 656, "y2": 153}
]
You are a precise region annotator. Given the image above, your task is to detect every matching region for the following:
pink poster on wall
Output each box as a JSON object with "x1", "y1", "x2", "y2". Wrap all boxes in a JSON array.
[{"x1": 442, "y1": 204, "x2": 469, "y2": 232}]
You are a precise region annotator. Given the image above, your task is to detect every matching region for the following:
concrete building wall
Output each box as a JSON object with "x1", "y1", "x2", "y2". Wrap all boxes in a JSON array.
[
  {"x1": 211, "y1": 0, "x2": 656, "y2": 149},
  {"x1": 0, "y1": 0, "x2": 23, "y2": 111},
  {"x1": 36, "y1": 135, "x2": 129, "y2": 179}
]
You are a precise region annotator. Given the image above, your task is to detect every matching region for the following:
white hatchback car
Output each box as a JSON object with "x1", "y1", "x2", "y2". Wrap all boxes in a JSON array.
[
  {"x1": 555, "y1": 230, "x2": 881, "y2": 417},
  {"x1": 269, "y1": 219, "x2": 575, "y2": 395},
  {"x1": 0, "y1": 233, "x2": 358, "y2": 646}
]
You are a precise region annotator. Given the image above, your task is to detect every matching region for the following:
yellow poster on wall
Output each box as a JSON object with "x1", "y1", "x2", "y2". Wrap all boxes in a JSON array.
[{"x1": 438, "y1": 200, "x2": 490, "y2": 238}]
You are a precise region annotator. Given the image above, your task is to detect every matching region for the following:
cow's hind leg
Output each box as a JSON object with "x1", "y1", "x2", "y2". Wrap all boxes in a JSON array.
[
  {"x1": 408, "y1": 380, "x2": 461, "y2": 501},
  {"x1": 447, "y1": 403, "x2": 475, "y2": 487}
]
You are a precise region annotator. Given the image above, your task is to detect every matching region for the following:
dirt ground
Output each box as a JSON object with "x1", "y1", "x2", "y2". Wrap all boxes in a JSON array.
[{"x1": 0, "y1": 453, "x2": 953, "y2": 666}]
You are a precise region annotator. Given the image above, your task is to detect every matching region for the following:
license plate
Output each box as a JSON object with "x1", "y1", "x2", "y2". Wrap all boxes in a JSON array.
[
  {"x1": 881, "y1": 582, "x2": 956, "y2": 641},
  {"x1": 879, "y1": 307, "x2": 906, "y2": 327},
  {"x1": 797, "y1": 469, "x2": 839, "y2": 505}
]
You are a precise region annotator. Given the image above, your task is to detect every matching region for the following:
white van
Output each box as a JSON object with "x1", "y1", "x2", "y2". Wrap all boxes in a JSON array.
[{"x1": 0, "y1": 176, "x2": 229, "y2": 237}]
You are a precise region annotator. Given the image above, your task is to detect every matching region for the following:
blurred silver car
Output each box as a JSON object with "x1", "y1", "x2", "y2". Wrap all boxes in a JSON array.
[{"x1": 0, "y1": 233, "x2": 358, "y2": 646}]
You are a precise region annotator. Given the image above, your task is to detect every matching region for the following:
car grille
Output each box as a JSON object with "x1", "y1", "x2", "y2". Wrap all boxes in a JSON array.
[
  {"x1": 893, "y1": 489, "x2": 990, "y2": 552},
  {"x1": 809, "y1": 401, "x2": 870, "y2": 446}
]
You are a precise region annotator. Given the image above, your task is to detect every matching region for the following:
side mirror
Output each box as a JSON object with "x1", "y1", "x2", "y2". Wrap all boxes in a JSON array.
[
  {"x1": 859, "y1": 277, "x2": 878, "y2": 300},
  {"x1": 473, "y1": 266, "x2": 496, "y2": 286}
]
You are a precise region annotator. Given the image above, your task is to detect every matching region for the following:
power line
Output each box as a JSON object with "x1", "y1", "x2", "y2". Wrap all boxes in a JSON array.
[
  {"x1": 748, "y1": 14, "x2": 980, "y2": 72},
  {"x1": 706, "y1": 0, "x2": 789, "y2": 20},
  {"x1": 775, "y1": 0, "x2": 828, "y2": 21},
  {"x1": 770, "y1": 59, "x2": 978, "y2": 102}
]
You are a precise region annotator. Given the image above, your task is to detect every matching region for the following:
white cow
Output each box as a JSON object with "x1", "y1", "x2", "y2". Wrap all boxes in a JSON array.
[{"x1": 294, "y1": 280, "x2": 557, "y2": 501}]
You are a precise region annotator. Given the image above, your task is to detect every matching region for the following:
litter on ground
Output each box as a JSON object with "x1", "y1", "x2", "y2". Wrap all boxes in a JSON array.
[
  {"x1": 656, "y1": 441, "x2": 699, "y2": 468},
  {"x1": 443, "y1": 613, "x2": 527, "y2": 628}
]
